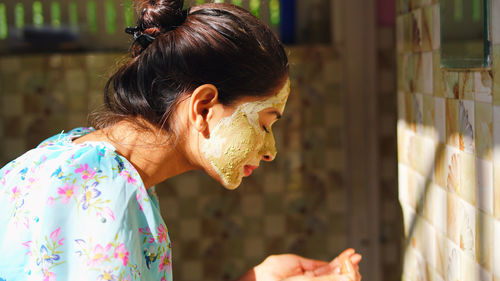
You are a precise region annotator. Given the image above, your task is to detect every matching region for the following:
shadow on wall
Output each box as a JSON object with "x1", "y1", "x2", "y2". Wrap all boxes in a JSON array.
[{"x1": 398, "y1": 66, "x2": 498, "y2": 279}]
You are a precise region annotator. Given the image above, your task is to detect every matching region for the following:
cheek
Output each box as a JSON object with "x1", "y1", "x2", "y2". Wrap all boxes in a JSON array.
[
  {"x1": 202, "y1": 111, "x2": 265, "y2": 187},
  {"x1": 220, "y1": 116, "x2": 264, "y2": 166}
]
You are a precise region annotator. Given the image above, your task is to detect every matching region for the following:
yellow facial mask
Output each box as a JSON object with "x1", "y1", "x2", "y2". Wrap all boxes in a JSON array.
[{"x1": 202, "y1": 80, "x2": 290, "y2": 189}]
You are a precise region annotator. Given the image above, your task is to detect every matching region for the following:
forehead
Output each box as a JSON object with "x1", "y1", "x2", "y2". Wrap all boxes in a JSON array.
[{"x1": 239, "y1": 79, "x2": 290, "y2": 113}]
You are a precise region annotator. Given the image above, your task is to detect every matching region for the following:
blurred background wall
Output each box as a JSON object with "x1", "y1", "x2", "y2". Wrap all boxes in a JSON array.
[{"x1": 0, "y1": 0, "x2": 402, "y2": 280}]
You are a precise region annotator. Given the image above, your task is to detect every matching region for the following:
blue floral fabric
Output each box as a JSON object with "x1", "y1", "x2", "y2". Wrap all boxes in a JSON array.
[{"x1": 0, "y1": 128, "x2": 172, "y2": 281}]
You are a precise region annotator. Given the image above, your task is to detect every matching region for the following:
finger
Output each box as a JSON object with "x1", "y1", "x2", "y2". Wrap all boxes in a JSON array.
[
  {"x1": 330, "y1": 257, "x2": 340, "y2": 268},
  {"x1": 330, "y1": 249, "x2": 356, "y2": 266},
  {"x1": 311, "y1": 264, "x2": 334, "y2": 276},
  {"x1": 349, "y1": 254, "x2": 362, "y2": 265},
  {"x1": 297, "y1": 256, "x2": 330, "y2": 272},
  {"x1": 341, "y1": 258, "x2": 355, "y2": 274},
  {"x1": 338, "y1": 249, "x2": 355, "y2": 260}
]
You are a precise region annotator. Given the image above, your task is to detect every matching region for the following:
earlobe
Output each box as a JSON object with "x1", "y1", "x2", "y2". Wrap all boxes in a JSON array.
[{"x1": 189, "y1": 84, "x2": 219, "y2": 137}]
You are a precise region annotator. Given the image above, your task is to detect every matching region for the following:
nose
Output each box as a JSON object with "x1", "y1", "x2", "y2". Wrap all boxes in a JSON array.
[
  {"x1": 260, "y1": 133, "x2": 277, "y2": 162},
  {"x1": 262, "y1": 152, "x2": 276, "y2": 162}
]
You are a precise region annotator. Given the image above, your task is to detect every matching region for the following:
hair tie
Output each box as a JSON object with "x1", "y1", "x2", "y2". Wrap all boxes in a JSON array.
[
  {"x1": 125, "y1": 8, "x2": 189, "y2": 51},
  {"x1": 125, "y1": 25, "x2": 156, "y2": 50}
]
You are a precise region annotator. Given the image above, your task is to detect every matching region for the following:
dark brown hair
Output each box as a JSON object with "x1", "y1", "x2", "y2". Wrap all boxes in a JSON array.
[{"x1": 91, "y1": 0, "x2": 289, "y2": 132}]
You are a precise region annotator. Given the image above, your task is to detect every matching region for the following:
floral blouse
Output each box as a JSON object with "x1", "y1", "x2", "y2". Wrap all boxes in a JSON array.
[{"x1": 0, "y1": 128, "x2": 172, "y2": 281}]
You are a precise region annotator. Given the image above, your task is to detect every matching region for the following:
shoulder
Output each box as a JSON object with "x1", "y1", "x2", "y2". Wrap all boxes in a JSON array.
[
  {"x1": 0, "y1": 129, "x2": 172, "y2": 280},
  {"x1": 0, "y1": 127, "x2": 149, "y2": 226}
]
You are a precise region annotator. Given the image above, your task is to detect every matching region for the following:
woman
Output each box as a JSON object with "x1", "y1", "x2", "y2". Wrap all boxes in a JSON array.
[{"x1": 0, "y1": 1, "x2": 361, "y2": 280}]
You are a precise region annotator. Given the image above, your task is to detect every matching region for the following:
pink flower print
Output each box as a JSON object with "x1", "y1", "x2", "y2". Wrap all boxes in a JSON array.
[
  {"x1": 87, "y1": 244, "x2": 109, "y2": 267},
  {"x1": 58, "y1": 238, "x2": 65, "y2": 246},
  {"x1": 161, "y1": 277, "x2": 167, "y2": 281},
  {"x1": 10, "y1": 186, "x2": 21, "y2": 202},
  {"x1": 47, "y1": 196, "x2": 55, "y2": 206},
  {"x1": 42, "y1": 269, "x2": 56, "y2": 281},
  {"x1": 136, "y1": 187, "x2": 147, "y2": 211},
  {"x1": 158, "y1": 250, "x2": 171, "y2": 272},
  {"x1": 157, "y1": 224, "x2": 168, "y2": 243},
  {"x1": 22, "y1": 240, "x2": 32, "y2": 256},
  {"x1": 22, "y1": 217, "x2": 30, "y2": 229},
  {"x1": 75, "y1": 164, "x2": 96, "y2": 180},
  {"x1": 50, "y1": 227, "x2": 61, "y2": 242},
  {"x1": 103, "y1": 207, "x2": 115, "y2": 221},
  {"x1": 114, "y1": 243, "x2": 130, "y2": 266},
  {"x1": 57, "y1": 184, "x2": 77, "y2": 204},
  {"x1": 119, "y1": 170, "x2": 137, "y2": 184},
  {"x1": 139, "y1": 227, "x2": 151, "y2": 234}
]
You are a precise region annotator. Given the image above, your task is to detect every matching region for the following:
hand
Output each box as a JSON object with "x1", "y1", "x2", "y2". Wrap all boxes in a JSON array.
[
  {"x1": 284, "y1": 258, "x2": 361, "y2": 281},
  {"x1": 307, "y1": 249, "x2": 362, "y2": 276},
  {"x1": 236, "y1": 249, "x2": 362, "y2": 281},
  {"x1": 290, "y1": 249, "x2": 362, "y2": 281}
]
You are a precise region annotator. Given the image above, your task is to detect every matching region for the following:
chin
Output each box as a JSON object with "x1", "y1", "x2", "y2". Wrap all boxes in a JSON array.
[
  {"x1": 204, "y1": 166, "x2": 243, "y2": 190},
  {"x1": 220, "y1": 177, "x2": 242, "y2": 190}
]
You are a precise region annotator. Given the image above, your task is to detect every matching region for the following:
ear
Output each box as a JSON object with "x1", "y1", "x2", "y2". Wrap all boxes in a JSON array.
[{"x1": 188, "y1": 84, "x2": 219, "y2": 138}]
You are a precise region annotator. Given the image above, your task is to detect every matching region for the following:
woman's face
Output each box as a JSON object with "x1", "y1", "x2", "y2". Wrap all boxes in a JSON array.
[{"x1": 201, "y1": 79, "x2": 290, "y2": 189}]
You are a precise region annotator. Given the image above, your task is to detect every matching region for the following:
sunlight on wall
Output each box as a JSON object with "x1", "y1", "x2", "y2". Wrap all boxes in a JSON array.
[{"x1": 396, "y1": 0, "x2": 500, "y2": 280}]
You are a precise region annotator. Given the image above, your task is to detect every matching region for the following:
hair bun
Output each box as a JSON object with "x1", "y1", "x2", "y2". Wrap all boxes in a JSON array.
[{"x1": 135, "y1": 0, "x2": 185, "y2": 33}]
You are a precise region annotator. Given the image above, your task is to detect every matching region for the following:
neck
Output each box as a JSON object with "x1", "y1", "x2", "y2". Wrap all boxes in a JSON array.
[{"x1": 75, "y1": 120, "x2": 196, "y2": 188}]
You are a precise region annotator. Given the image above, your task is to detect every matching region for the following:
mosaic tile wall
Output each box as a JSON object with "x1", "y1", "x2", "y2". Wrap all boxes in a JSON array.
[
  {"x1": 0, "y1": 47, "x2": 348, "y2": 281},
  {"x1": 397, "y1": 0, "x2": 500, "y2": 280}
]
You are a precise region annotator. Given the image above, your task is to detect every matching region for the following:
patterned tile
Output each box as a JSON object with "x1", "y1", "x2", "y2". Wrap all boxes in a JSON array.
[
  {"x1": 476, "y1": 210, "x2": 493, "y2": 272},
  {"x1": 474, "y1": 71, "x2": 493, "y2": 103},
  {"x1": 421, "y1": 5, "x2": 433, "y2": 52},
  {"x1": 494, "y1": 218, "x2": 500, "y2": 278},
  {"x1": 422, "y1": 51, "x2": 434, "y2": 94},
  {"x1": 431, "y1": 4, "x2": 440, "y2": 50},
  {"x1": 459, "y1": 71, "x2": 474, "y2": 101},
  {"x1": 459, "y1": 151, "x2": 476, "y2": 205},
  {"x1": 493, "y1": 0, "x2": 500, "y2": 45},
  {"x1": 494, "y1": 106, "x2": 500, "y2": 221},
  {"x1": 493, "y1": 45, "x2": 500, "y2": 106},
  {"x1": 476, "y1": 158, "x2": 494, "y2": 214},
  {"x1": 475, "y1": 102, "x2": 493, "y2": 161},
  {"x1": 459, "y1": 100, "x2": 475, "y2": 153},
  {"x1": 445, "y1": 98, "x2": 460, "y2": 148}
]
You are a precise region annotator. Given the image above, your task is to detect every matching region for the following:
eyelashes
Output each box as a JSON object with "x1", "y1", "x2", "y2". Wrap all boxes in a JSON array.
[{"x1": 262, "y1": 125, "x2": 270, "y2": 133}]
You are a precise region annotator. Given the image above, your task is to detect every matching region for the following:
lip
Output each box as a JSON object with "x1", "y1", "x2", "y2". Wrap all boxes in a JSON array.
[{"x1": 243, "y1": 165, "x2": 259, "y2": 177}]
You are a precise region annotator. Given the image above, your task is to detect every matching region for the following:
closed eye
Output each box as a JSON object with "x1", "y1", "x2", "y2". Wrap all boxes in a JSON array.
[{"x1": 262, "y1": 125, "x2": 270, "y2": 133}]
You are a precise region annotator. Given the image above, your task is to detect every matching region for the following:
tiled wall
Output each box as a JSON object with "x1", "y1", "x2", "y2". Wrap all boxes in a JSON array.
[
  {"x1": 397, "y1": 0, "x2": 500, "y2": 280},
  {"x1": 0, "y1": 47, "x2": 348, "y2": 281}
]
